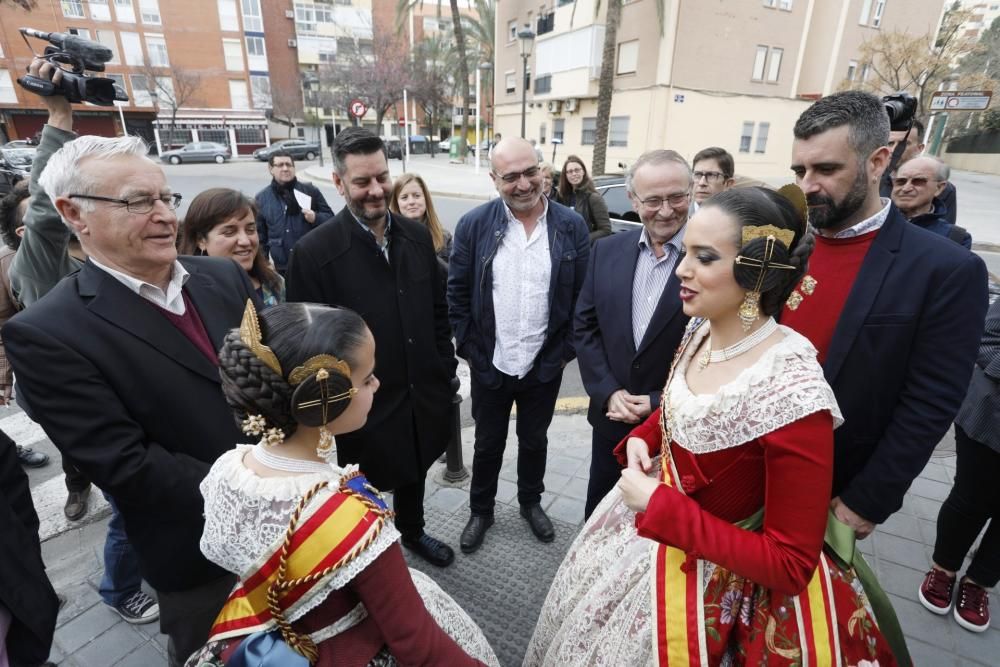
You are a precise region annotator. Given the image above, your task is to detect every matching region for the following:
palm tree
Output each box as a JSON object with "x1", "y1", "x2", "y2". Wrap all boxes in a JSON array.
[{"x1": 590, "y1": 0, "x2": 622, "y2": 176}]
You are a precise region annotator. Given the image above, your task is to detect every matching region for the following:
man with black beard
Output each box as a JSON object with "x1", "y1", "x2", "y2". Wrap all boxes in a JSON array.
[
  {"x1": 783, "y1": 91, "x2": 988, "y2": 541},
  {"x1": 285, "y1": 128, "x2": 459, "y2": 567}
]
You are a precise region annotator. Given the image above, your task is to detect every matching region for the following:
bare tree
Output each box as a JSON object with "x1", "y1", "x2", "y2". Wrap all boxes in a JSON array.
[
  {"x1": 410, "y1": 35, "x2": 453, "y2": 157},
  {"x1": 319, "y1": 31, "x2": 409, "y2": 133},
  {"x1": 268, "y1": 86, "x2": 302, "y2": 139},
  {"x1": 138, "y1": 59, "x2": 202, "y2": 150}
]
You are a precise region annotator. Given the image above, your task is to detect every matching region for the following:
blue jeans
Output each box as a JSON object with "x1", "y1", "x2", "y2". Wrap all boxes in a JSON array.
[{"x1": 98, "y1": 493, "x2": 143, "y2": 607}]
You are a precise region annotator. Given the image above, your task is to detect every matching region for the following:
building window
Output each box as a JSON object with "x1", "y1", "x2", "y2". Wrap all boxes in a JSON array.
[
  {"x1": 250, "y1": 74, "x2": 272, "y2": 108},
  {"x1": 145, "y1": 34, "x2": 169, "y2": 67},
  {"x1": 218, "y1": 0, "x2": 239, "y2": 31},
  {"x1": 534, "y1": 75, "x2": 551, "y2": 94},
  {"x1": 739, "y1": 121, "x2": 754, "y2": 153},
  {"x1": 105, "y1": 72, "x2": 125, "y2": 97},
  {"x1": 755, "y1": 122, "x2": 770, "y2": 153},
  {"x1": 241, "y1": 0, "x2": 263, "y2": 32},
  {"x1": 120, "y1": 32, "x2": 144, "y2": 66},
  {"x1": 537, "y1": 12, "x2": 555, "y2": 35},
  {"x1": 95, "y1": 30, "x2": 120, "y2": 64},
  {"x1": 766, "y1": 47, "x2": 783, "y2": 82},
  {"x1": 223, "y1": 39, "x2": 244, "y2": 71},
  {"x1": 617, "y1": 40, "x2": 638, "y2": 75},
  {"x1": 61, "y1": 1, "x2": 85, "y2": 18},
  {"x1": 0, "y1": 43, "x2": 3, "y2": 58},
  {"x1": 860, "y1": 62, "x2": 871, "y2": 81},
  {"x1": 0, "y1": 70, "x2": 18, "y2": 103},
  {"x1": 508, "y1": 20, "x2": 518, "y2": 42},
  {"x1": 553, "y1": 118, "x2": 565, "y2": 142},
  {"x1": 229, "y1": 80, "x2": 250, "y2": 110},
  {"x1": 762, "y1": 0, "x2": 776, "y2": 6},
  {"x1": 139, "y1": 0, "x2": 161, "y2": 24},
  {"x1": 582, "y1": 117, "x2": 597, "y2": 145},
  {"x1": 505, "y1": 71, "x2": 516, "y2": 95},
  {"x1": 246, "y1": 36, "x2": 265, "y2": 57},
  {"x1": 114, "y1": 0, "x2": 136, "y2": 22},
  {"x1": 539, "y1": 122, "x2": 546, "y2": 145},
  {"x1": 236, "y1": 127, "x2": 265, "y2": 144},
  {"x1": 423, "y1": 17, "x2": 442, "y2": 32},
  {"x1": 68, "y1": 28, "x2": 91, "y2": 40},
  {"x1": 846, "y1": 59, "x2": 858, "y2": 81},
  {"x1": 155, "y1": 76, "x2": 173, "y2": 101},
  {"x1": 871, "y1": 0, "x2": 886, "y2": 27},
  {"x1": 779, "y1": 0, "x2": 793, "y2": 9},
  {"x1": 90, "y1": 0, "x2": 112, "y2": 21},
  {"x1": 129, "y1": 74, "x2": 153, "y2": 106},
  {"x1": 609, "y1": 116, "x2": 629, "y2": 147},
  {"x1": 859, "y1": 0, "x2": 873, "y2": 25},
  {"x1": 751, "y1": 46, "x2": 768, "y2": 81}
]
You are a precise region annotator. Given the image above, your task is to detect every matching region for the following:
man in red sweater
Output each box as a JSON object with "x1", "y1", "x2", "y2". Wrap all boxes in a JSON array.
[{"x1": 784, "y1": 91, "x2": 987, "y2": 541}]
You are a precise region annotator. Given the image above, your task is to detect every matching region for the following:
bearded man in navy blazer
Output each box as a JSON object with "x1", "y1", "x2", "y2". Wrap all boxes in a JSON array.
[
  {"x1": 784, "y1": 91, "x2": 988, "y2": 538},
  {"x1": 4, "y1": 135, "x2": 259, "y2": 667},
  {"x1": 574, "y1": 149, "x2": 691, "y2": 518}
]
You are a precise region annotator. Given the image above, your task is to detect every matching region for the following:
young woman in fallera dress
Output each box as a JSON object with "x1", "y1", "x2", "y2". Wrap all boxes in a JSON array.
[{"x1": 525, "y1": 186, "x2": 906, "y2": 667}]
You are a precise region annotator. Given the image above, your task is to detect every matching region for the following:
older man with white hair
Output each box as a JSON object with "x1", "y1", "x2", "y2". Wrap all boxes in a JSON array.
[
  {"x1": 891, "y1": 155, "x2": 971, "y2": 248},
  {"x1": 4, "y1": 134, "x2": 260, "y2": 667}
]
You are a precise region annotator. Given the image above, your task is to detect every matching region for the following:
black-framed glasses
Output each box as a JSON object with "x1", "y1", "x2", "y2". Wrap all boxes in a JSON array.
[
  {"x1": 493, "y1": 166, "x2": 540, "y2": 184},
  {"x1": 693, "y1": 170, "x2": 727, "y2": 182},
  {"x1": 632, "y1": 190, "x2": 690, "y2": 210},
  {"x1": 892, "y1": 176, "x2": 934, "y2": 188},
  {"x1": 68, "y1": 193, "x2": 183, "y2": 214}
]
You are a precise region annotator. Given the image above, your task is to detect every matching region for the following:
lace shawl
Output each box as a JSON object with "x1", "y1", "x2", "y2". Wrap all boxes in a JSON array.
[
  {"x1": 199, "y1": 445, "x2": 400, "y2": 624},
  {"x1": 667, "y1": 324, "x2": 843, "y2": 455}
]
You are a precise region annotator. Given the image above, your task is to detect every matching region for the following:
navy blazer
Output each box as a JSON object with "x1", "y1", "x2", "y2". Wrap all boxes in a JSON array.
[
  {"x1": 956, "y1": 297, "x2": 1000, "y2": 452},
  {"x1": 817, "y1": 206, "x2": 988, "y2": 524},
  {"x1": 448, "y1": 198, "x2": 590, "y2": 388},
  {"x1": 574, "y1": 229, "x2": 689, "y2": 441}
]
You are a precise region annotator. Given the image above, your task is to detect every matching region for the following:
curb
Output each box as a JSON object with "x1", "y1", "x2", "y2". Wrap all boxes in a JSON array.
[
  {"x1": 302, "y1": 167, "x2": 493, "y2": 202},
  {"x1": 974, "y1": 242, "x2": 1000, "y2": 253}
]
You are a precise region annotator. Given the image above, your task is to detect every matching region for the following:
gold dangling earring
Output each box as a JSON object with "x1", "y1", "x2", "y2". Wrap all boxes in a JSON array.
[{"x1": 738, "y1": 291, "x2": 761, "y2": 333}]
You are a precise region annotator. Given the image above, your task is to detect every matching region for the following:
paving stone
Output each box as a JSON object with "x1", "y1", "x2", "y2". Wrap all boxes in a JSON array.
[
  {"x1": 954, "y1": 626, "x2": 1000, "y2": 666},
  {"x1": 542, "y1": 471, "x2": 571, "y2": 494},
  {"x1": 545, "y1": 454, "x2": 584, "y2": 477},
  {"x1": 903, "y1": 493, "x2": 943, "y2": 521},
  {"x1": 55, "y1": 585, "x2": 102, "y2": 629},
  {"x1": 545, "y1": 496, "x2": 584, "y2": 526},
  {"x1": 561, "y1": 476, "x2": 589, "y2": 501},
  {"x1": 919, "y1": 460, "x2": 954, "y2": 484},
  {"x1": 906, "y1": 638, "x2": 963, "y2": 666},
  {"x1": 494, "y1": 479, "x2": 518, "y2": 506},
  {"x1": 425, "y1": 486, "x2": 469, "y2": 515},
  {"x1": 890, "y1": 594, "x2": 958, "y2": 654},
  {"x1": 54, "y1": 603, "x2": 122, "y2": 654},
  {"x1": 879, "y1": 511, "x2": 923, "y2": 542},
  {"x1": 73, "y1": 622, "x2": 144, "y2": 666},
  {"x1": 873, "y1": 532, "x2": 931, "y2": 571},
  {"x1": 908, "y1": 476, "x2": 954, "y2": 502},
  {"x1": 874, "y1": 558, "x2": 923, "y2": 600},
  {"x1": 115, "y1": 640, "x2": 168, "y2": 666}
]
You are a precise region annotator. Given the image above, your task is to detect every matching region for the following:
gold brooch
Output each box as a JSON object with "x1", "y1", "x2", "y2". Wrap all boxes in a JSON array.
[
  {"x1": 786, "y1": 291, "x2": 804, "y2": 310},
  {"x1": 800, "y1": 275, "x2": 817, "y2": 295}
]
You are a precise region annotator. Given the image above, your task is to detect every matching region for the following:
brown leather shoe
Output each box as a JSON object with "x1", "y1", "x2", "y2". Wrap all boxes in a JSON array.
[{"x1": 64, "y1": 487, "x2": 91, "y2": 521}]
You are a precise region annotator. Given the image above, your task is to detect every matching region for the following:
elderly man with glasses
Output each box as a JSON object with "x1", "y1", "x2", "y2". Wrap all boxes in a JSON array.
[
  {"x1": 574, "y1": 149, "x2": 693, "y2": 518},
  {"x1": 4, "y1": 133, "x2": 260, "y2": 667},
  {"x1": 448, "y1": 137, "x2": 590, "y2": 553},
  {"x1": 891, "y1": 155, "x2": 971, "y2": 248}
]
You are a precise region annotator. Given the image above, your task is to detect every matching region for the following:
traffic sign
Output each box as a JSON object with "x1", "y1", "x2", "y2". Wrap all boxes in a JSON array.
[
  {"x1": 348, "y1": 98, "x2": 368, "y2": 118},
  {"x1": 929, "y1": 90, "x2": 992, "y2": 111},
  {"x1": 398, "y1": 117, "x2": 405, "y2": 126}
]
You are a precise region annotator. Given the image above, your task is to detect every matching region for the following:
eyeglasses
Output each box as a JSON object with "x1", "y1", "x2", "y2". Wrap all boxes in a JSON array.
[
  {"x1": 68, "y1": 193, "x2": 183, "y2": 214},
  {"x1": 892, "y1": 176, "x2": 935, "y2": 188},
  {"x1": 632, "y1": 190, "x2": 690, "y2": 210},
  {"x1": 564, "y1": 167, "x2": 584, "y2": 175},
  {"x1": 693, "y1": 170, "x2": 728, "y2": 183},
  {"x1": 271, "y1": 161, "x2": 295, "y2": 169},
  {"x1": 493, "y1": 166, "x2": 540, "y2": 184}
]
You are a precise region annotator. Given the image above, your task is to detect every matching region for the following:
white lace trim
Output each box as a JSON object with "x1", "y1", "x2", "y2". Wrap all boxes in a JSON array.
[
  {"x1": 199, "y1": 445, "x2": 399, "y2": 622},
  {"x1": 667, "y1": 325, "x2": 843, "y2": 455},
  {"x1": 307, "y1": 603, "x2": 368, "y2": 643}
]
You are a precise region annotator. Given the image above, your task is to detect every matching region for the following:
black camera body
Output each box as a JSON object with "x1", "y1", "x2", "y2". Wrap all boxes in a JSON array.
[
  {"x1": 16, "y1": 28, "x2": 128, "y2": 107},
  {"x1": 882, "y1": 92, "x2": 918, "y2": 132}
]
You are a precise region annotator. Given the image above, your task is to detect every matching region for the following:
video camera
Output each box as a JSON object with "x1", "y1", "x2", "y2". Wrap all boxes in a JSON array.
[
  {"x1": 882, "y1": 91, "x2": 917, "y2": 133},
  {"x1": 16, "y1": 28, "x2": 128, "y2": 106}
]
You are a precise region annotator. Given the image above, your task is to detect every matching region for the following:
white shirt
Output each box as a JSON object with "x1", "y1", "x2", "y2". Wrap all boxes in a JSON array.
[
  {"x1": 492, "y1": 200, "x2": 552, "y2": 378},
  {"x1": 818, "y1": 198, "x2": 891, "y2": 239},
  {"x1": 89, "y1": 257, "x2": 190, "y2": 315}
]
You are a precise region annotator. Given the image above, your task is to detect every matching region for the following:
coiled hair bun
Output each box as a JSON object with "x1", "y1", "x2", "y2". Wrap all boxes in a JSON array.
[{"x1": 290, "y1": 365, "x2": 356, "y2": 427}]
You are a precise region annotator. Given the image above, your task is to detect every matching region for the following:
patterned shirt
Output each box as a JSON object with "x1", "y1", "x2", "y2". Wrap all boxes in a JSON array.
[
  {"x1": 492, "y1": 199, "x2": 552, "y2": 378},
  {"x1": 631, "y1": 225, "x2": 685, "y2": 349},
  {"x1": 819, "y1": 198, "x2": 891, "y2": 239},
  {"x1": 352, "y1": 212, "x2": 392, "y2": 262},
  {"x1": 89, "y1": 257, "x2": 190, "y2": 315}
]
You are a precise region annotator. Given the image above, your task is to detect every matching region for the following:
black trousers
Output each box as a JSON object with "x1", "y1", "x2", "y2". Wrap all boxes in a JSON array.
[
  {"x1": 393, "y1": 476, "x2": 426, "y2": 540},
  {"x1": 585, "y1": 428, "x2": 624, "y2": 519},
  {"x1": 62, "y1": 458, "x2": 90, "y2": 493},
  {"x1": 933, "y1": 425, "x2": 1000, "y2": 587},
  {"x1": 468, "y1": 366, "x2": 563, "y2": 516},
  {"x1": 157, "y1": 573, "x2": 237, "y2": 667}
]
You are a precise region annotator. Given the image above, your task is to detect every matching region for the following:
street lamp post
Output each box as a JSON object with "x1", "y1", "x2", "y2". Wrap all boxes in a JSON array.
[
  {"x1": 517, "y1": 25, "x2": 535, "y2": 139},
  {"x1": 475, "y1": 62, "x2": 493, "y2": 175}
]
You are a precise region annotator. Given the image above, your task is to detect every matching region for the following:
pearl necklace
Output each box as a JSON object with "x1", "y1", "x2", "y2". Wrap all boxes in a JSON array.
[
  {"x1": 252, "y1": 442, "x2": 334, "y2": 473},
  {"x1": 698, "y1": 318, "x2": 778, "y2": 371}
]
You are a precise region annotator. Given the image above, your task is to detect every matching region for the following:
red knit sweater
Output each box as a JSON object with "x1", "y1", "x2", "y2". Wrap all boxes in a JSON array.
[{"x1": 148, "y1": 291, "x2": 218, "y2": 365}]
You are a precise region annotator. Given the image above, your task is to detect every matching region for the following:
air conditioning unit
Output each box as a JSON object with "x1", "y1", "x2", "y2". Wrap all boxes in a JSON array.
[
  {"x1": 546, "y1": 100, "x2": 562, "y2": 114},
  {"x1": 285, "y1": 9, "x2": 295, "y2": 18},
  {"x1": 564, "y1": 98, "x2": 579, "y2": 112},
  {"x1": 287, "y1": 39, "x2": 298, "y2": 48}
]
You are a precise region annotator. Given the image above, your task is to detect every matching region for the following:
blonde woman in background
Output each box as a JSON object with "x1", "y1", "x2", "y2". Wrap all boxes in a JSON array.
[{"x1": 390, "y1": 173, "x2": 452, "y2": 267}]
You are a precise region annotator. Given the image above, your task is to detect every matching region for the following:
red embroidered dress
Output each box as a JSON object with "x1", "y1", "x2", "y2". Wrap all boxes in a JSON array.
[{"x1": 524, "y1": 324, "x2": 898, "y2": 666}]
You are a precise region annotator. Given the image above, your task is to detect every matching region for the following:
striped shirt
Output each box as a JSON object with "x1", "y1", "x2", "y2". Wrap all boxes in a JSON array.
[{"x1": 631, "y1": 226, "x2": 685, "y2": 349}]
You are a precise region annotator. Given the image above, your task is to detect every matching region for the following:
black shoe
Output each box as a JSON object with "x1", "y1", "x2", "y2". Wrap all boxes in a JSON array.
[
  {"x1": 402, "y1": 532, "x2": 455, "y2": 567},
  {"x1": 16, "y1": 445, "x2": 49, "y2": 468},
  {"x1": 520, "y1": 504, "x2": 555, "y2": 543},
  {"x1": 459, "y1": 514, "x2": 494, "y2": 554},
  {"x1": 64, "y1": 487, "x2": 91, "y2": 521}
]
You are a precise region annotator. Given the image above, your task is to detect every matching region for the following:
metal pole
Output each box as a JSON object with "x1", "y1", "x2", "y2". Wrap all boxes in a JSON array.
[
  {"x1": 443, "y1": 390, "x2": 469, "y2": 483},
  {"x1": 520, "y1": 55, "x2": 528, "y2": 138},
  {"x1": 475, "y1": 66, "x2": 482, "y2": 175},
  {"x1": 403, "y1": 88, "x2": 410, "y2": 172}
]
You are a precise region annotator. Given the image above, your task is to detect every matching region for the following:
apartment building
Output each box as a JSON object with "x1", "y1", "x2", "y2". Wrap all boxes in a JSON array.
[
  {"x1": 495, "y1": 0, "x2": 946, "y2": 179},
  {"x1": 0, "y1": 0, "x2": 274, "y2": 155},
  {"x1": 957, "y1": 0, "x2": 1000, "y2": 40}
]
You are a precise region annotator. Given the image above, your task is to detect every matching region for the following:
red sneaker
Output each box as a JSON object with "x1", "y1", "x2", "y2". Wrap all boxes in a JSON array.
[
  {"x1": 954, "y1": 579, "x2": 991, "y2": 633},
  {"x1": 918, "y1": 568, "x2": 956, "y2": 614}
]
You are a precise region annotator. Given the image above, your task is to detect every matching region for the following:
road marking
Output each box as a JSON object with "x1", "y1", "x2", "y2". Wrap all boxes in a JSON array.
[
  {"x1": 0, "y1": 409, "x2": 48, "y2": 447},
  {"x1": 33, "y1": 474, "x2": 111, "y2": 542}
]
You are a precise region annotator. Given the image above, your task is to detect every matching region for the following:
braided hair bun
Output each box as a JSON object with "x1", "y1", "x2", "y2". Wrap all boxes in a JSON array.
[{"x1": 290, "y1": 365, "x2": 355, "y2": 427}]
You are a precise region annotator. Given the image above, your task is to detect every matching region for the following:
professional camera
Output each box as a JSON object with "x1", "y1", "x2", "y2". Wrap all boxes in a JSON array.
[
  {"x1": 15, "y1": 28, "x2": 128, "y2": 106},
  {"x1": 882, "y1": 92, "x2": 917, "y2": 132}
]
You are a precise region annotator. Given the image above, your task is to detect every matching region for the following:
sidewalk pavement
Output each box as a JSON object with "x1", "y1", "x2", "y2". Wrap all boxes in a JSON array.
[{"x1": 22, "y1": 401, "x2": 999, "y2": 667}]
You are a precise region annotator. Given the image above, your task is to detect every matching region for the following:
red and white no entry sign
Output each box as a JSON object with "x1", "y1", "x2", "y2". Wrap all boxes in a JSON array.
[{"x1": 349, "y1": 99, "x2": 368, "y2": 118}]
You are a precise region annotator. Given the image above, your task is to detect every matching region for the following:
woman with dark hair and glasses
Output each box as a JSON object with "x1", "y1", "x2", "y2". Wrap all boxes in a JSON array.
[
  {"x1": 179, "y1": 188, "x2": 285, "y2": 306},
  {"x1": 557, "y1": 156, "x2": 611, "y2": 244}
]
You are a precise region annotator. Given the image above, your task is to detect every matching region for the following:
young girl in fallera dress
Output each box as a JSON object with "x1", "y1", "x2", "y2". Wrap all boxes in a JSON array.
[{"x1": 525, "y1": 186, "x2": 906, "y2": 666}]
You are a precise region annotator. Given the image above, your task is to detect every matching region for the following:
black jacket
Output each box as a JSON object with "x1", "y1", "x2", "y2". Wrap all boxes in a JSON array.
[{"x1": 255, "y1": 179, "x2": 334, "y2": 271}]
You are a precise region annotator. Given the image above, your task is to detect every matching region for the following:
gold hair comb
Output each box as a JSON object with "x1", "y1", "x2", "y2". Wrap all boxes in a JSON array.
[
  {"x1": 239, "y1": 300, "x2": 283, "y2": 377},
  {"x1": 741, "y1": 225, "x2": 795, "y2": 248},
  {"x1": 288, "y1": 354, "x2": 353, "y2": 386}
]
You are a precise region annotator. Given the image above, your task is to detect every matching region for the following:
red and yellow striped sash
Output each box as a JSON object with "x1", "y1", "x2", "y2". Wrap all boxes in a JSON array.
[{"x1": 209, "y1": 485, "x2": 385, "y2": 642}]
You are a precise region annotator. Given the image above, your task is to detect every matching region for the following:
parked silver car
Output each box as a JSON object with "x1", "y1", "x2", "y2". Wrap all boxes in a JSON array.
[{"x1": 160, "y1": 141, "x2": 231, "y2": 165}]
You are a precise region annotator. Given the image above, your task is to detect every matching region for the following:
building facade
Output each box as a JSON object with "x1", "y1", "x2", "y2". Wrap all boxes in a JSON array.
[{"x1": 494, "y1": 0, "x2": 947, "y2": 179}]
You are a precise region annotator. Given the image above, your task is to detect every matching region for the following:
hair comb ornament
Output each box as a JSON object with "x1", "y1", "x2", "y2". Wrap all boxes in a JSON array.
[
  {"x1": 776, "y1": 183, "x2": 808, "y2": 230},
  {"x1": 239, "y1": 300, "x2": 283, "y2": 377},
  {"x1": 288, "y1": 354, "x2": 352, "y2": 386},
  {"x1": 741, "y1": 225, "x2": 795, "y2": 249}
]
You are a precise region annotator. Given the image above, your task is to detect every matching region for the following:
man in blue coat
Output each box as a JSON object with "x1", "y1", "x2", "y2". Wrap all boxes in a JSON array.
[{"x1": 448, "y1": 137, "x2": 590, "y2": 553}]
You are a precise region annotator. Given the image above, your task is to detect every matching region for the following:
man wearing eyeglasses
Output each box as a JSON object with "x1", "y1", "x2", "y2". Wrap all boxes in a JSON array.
[
  {"x1": 4, "y1": 129, "x2": 260, "y2": 666},
  {"x1": 690, "y1": 146, "x2": 736, "y2": 213},
  {"x1": 891, "y1": 156, "x2": 971, "y2": 248},
  {"x1": 574, "y1": 149, "x2": 692, "y2": 518},
  {"x1": 448, "y1": 137, "x2": 590, "y2": 553}
]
